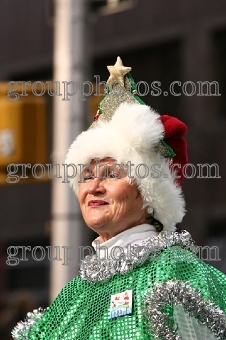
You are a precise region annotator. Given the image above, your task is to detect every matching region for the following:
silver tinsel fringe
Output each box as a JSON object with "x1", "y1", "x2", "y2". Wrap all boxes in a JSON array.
[
  {"x1": 80, "y1": 230, "x2": 197, "y2": 283},
  {"x1": 12, "y1": 307, "x2": 46, "y2": 340},
  {"x1": 144, "y1": 280, "x2": 226, "y2": 340}
]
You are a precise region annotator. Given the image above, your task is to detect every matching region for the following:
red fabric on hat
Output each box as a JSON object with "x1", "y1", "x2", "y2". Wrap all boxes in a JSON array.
[{"x1": 159, "y1": 115, "x2": 188, "y2": 185}]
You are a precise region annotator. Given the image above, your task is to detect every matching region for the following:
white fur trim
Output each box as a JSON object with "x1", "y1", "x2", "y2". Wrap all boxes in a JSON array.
[{"x1": 65, "y1": 103, "x2": 186, "y2": 231}]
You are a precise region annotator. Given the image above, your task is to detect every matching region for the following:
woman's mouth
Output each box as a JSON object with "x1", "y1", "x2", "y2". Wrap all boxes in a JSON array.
[{"x1": 88, "y1": 200, "x2": 109, "y2": 207}]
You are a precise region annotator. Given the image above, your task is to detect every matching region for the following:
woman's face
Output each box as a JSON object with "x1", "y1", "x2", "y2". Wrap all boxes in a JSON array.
[{"x1": 78, "y1": 158, "x2": 147, "y2": 242}]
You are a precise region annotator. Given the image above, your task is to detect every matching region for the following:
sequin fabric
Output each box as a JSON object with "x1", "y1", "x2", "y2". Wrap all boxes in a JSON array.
[{"x1": 12, "y1": 231, "x2": 226, "y2": 340}]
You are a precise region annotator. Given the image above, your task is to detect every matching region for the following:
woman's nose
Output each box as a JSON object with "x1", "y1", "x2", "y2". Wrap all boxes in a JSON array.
[{"x1": 88, "y1": 178, "x2": 106, "y2": 195}]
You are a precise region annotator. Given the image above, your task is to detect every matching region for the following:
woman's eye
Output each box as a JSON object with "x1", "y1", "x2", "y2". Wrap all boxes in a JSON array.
[
  {"x1": 84, "y1": 175, "x2": 94, "y2": 181},
  {"x1": 109, "y1": 172, "x2": 120, "y2": 178}
]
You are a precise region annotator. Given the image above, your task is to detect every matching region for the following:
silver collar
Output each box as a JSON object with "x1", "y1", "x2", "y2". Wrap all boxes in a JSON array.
[{"x1": 80, "y1": 230, "x2": 197, "y2": 283}]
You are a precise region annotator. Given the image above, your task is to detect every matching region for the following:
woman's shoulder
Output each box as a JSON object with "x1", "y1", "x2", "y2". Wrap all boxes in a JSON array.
[
  {"x1": 11, "y1": 275, "x2": 83, "y2": 340},
  {"x1": 11, "y1": 307, "x2": 46, "y2": 340},
  {"x1": 141, "y1": 232, "x2": 226, "y2": 339}
]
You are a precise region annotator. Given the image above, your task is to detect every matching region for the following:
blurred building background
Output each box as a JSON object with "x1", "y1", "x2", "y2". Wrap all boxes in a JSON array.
[{"x1": 0, "y1": 0, "x2": 226, "y2": 336}]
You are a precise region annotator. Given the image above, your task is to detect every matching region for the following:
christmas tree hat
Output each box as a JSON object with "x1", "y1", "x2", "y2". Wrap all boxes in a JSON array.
[{"x1": 65, "y1": 57, "x2": 188, "y2": 231}]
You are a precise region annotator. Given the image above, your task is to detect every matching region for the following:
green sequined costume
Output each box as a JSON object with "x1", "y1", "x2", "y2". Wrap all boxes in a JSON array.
[{"x1": 12, "y1": 231, "x2": 226, "y2": 340}]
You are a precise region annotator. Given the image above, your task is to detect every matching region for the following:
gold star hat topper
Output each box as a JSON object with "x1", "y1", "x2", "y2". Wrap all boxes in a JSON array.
[
  {"x1": 91, "y1": 56, "x2": 175, "y2": 159},
  {"x1": 107, "y1": 56, "x2": 132, "y2": 85},
  {"x1": 91, "y1": 56, "x2": 144, "y2": 125}
]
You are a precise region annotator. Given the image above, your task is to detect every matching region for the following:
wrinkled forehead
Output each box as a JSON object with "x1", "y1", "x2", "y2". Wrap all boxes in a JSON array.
[
  {"x1": 82, "y1": 157, "x2": 128, "y2": 177},
  {"x1": 90, "y1": 157, "x2": 116, "y2": 167}
]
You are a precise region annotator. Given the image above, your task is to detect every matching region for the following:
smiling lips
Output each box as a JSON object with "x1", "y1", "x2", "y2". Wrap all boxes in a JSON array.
[{"x1": 88, "y1": 200, "x2": 109, "y2": 207}]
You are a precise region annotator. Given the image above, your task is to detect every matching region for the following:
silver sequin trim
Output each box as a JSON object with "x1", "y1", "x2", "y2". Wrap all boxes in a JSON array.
[
  {"x1": 155, "y1": 141, "x2": 173, "y2": 158},
  {"x1": 11, "y1": 307, "x2": 45, "y2": 340},
  {"x1": 144, "y1": 280, "x2": 226, "y2": 340},
  {"x1": 80, "y1": 230, "x2": 197, "y2": 283},
  {"x1": 90, "y1": 77, "x2": 138, "y2": 129}
]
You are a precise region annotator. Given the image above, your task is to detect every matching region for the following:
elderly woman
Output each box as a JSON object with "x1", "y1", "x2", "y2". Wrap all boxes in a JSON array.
[{"x1": 13, "y1": 58, "x2": 226, "y2": 340}]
